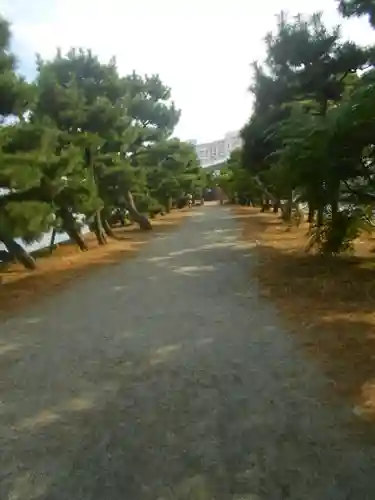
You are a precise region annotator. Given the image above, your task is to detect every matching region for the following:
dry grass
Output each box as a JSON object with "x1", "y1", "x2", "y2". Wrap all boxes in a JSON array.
[
  {"x1": 234, "y1": 206, "x2": 375, "y2": 421},
  {"x1": 0, "y1": 210, "x2": 189, "y2": 319}
]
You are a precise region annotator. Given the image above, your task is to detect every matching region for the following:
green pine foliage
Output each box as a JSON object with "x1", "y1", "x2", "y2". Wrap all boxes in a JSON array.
[
  {"x1": 225, "y1": 7, "x2": 375, "y2": 255},
  {"x1": 0, "y1": 18, "x2": 205, "y2": 268}
]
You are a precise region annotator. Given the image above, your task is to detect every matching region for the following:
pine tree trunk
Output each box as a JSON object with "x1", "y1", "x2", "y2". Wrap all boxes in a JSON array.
[
  {"x1": 284, "y1": 201, "x2": 292, "y2": 221},
  {"x1": 261, "y1": 197, "x2": 271, "y2": 212},
  {"x1": 273, "y1": 199, "x2": 280, "y2": 213},
  {"x1": 317, "y1": 206, "x2": 324, "y2": 227},
  {"x1": 65, "y1": 226, "x2": 88, "y2": 251},
  {"x1": 281, "y1": 192, "x2": 293, "y2": 222},
  {"x1": 307, "y1": 202, "x2": 315, "y2": 224},
  {"x1": 331, "y1": 198, "x2": 339, "y2": 222},
  {"x1": 330, "y1": 180, "x2": 340, "y2": 228},
  {"x1": 260, "y1": 196, "x2": 268, "y2": 212},
  {"x1": 0, "y1": 233, "x2": 36, "y2": 270},
  {"x1": 101, "y1": 214, "x2": 118, "y2": 239},
  {"x1": 165, "y1": 197, "x2": 172, "y2": 213},
  {"x1": 124, "y1": 190, "x2": 152, "y2": 230},
  {"x1": 84, "y1": 146, "x2": 107, "y2": 244},
  {"x1": 92, "y1": 210, "x2": 107, "y2": 245},
  {"x1": 0, "y1": 250, "x2": 13, "y2": 263},
  {"x1": 317, "y1": 98, "x2": 329, "y2": 230},
  {"x1": 49, "y1": 228, "x2": 57, "y2": 253},
  {"x1": 60, "y1": 208, "x2": 88, "y2": 251}
]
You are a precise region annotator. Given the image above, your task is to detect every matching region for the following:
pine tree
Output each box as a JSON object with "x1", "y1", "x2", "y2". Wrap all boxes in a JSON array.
[
  {"x1": 241, "y1": 11, "x2": 368, "y2": 223},
  {"x1": 121, "y1": 73, "x2": 181, "y2": 228},
  {"x1": 0, "y1": 17, "x2": 39, "y2": 269}
]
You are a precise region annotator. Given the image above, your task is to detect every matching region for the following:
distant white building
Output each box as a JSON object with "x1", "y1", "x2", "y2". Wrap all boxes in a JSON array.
[{"x1": 194, "y1": 131, "x2": 242, "y2": 167}]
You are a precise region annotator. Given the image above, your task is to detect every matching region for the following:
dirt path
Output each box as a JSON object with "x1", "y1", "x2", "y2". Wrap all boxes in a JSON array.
[{"x1": 1, "y1": 205, "x2": 375, "y2": 500}]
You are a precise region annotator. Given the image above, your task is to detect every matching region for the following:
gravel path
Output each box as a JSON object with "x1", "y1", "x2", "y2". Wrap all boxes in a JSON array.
[{"x1": 1, "y1": 205, "x2": 375, "y2": 500}]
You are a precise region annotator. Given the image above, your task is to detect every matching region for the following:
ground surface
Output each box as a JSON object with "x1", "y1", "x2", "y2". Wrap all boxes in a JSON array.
[
  {"x1": 0, "y1": 210, "x2": 187, "y2": 318},
  {"x1": 1, "y1": 205, "x2": 375, "y2": 500},
  {"x1": 235, "y1": 207, "x2": 375, "y2": 420}
]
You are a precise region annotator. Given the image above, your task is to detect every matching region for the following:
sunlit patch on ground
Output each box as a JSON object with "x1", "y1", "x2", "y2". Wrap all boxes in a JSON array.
[
  {"x1": 23, "y1": 317, "x2": 43, "y2": 325},
  {"x1": 354, "y1": 379, "x2": 375, "y2": 420},
  {"x1": 150, "y1": 344, "x2": 182, "y2": 365},
  {"x1": 112, "y1": 285, "x2": 129, "y2": 292},
  {"x1": 195, "y1": 338, "x2": 214, "y2": 347},
  {"x1": 172, "y1": 265, "x2": 216, "y2": 276},
  {"x1": 16, "y1": 409, "x2": 61, "y2": 431},
  {"x1": 0, "y1": 342, "x2": 22, "y2": 356},
  {"x1": 14, "y1": 384, "x2": 120, "y2": 432}
]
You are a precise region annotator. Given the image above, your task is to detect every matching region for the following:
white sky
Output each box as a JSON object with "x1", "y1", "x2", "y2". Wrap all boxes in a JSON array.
[{"x1": 2, "y1": 0, "x2": 374, "y2": 143}]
